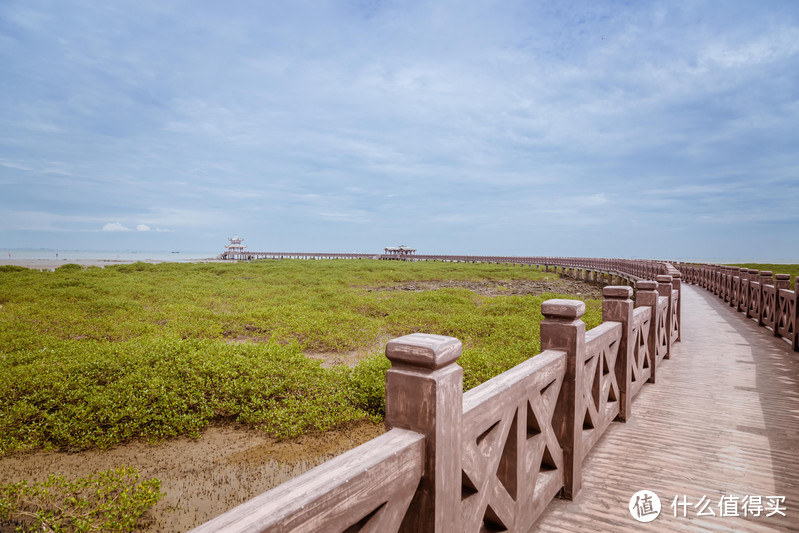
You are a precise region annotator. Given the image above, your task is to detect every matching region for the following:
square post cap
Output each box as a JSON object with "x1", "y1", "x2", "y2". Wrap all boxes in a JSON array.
[
  {"x1": 541, "y1": 299, "x2": 585, "y2": 320},
  {"x1": 603, "y1": 286, "x2": 633, "y2": 299},
  {"x1": 636, "y1": 280, "x2": 657, "y2": 291},
  {"x1": 386, "y1": 333, "x2": 462, "y2": 370},
  {"x1": 656, "y1": 275, "x2": 672, "y2": 283}
]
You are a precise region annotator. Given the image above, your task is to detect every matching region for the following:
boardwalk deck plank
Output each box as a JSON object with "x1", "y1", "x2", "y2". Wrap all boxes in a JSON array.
[{"x1": 535, "y1": 284, "x2": 799, "y2": 532}]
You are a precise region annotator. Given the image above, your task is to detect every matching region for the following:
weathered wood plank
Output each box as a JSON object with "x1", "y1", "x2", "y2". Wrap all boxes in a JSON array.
[{"x1": 535, "y1": 284, "x2": 799, "y2": 532}]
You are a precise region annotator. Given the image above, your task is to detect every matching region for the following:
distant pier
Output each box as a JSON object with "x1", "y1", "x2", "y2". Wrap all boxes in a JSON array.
[{"x1": 218, "y1": 251, "x2": 382, "y2": 260}]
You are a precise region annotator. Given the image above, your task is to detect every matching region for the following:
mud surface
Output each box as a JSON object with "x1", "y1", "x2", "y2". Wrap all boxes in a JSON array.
[
  {"x1": 364, "y1": 277, "x2": 605, "y2": 300},
  {"x1": 0, "y1": 422, "x2": 384, "y2": 532}
]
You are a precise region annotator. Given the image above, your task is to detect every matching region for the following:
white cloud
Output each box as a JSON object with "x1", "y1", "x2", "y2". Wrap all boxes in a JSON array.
[
  {"x1": 141, "y1": 207, "x2": 235, "y2": 228},
  {"x1": 1, "y1": 2, "x2": 798, "y2": 259},
  {"x1": 102, "y1": 222, "x2": 131, "y2": 232},
  {"x1": 316, "y1": 210, "x2": 370, "y2": 223},
  {"x1": 578, "y1": 194, "x2": 609, "y2": 207},
  {"x1": 699, "y1": 27, "x2": 799, "y2": 69},
  {"x1": 0, "y1": 159, "x2": 34, "y2": 172}
]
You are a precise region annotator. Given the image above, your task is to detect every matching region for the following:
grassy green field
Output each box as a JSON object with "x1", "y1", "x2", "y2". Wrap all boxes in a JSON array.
[
  {"x1": 0, "y1": 260, "x2": 602, "y2": 456},
  {"x1": 725, "y1": 263, "x2": 799, "y2": 289}
]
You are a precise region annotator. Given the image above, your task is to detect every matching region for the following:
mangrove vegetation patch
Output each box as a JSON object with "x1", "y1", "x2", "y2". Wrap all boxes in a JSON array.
[{"x1": 0, "y1": 260, "x2": 603, "y2": 455}]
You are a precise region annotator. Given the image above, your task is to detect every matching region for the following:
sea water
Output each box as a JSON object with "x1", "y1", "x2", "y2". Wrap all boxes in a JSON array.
[{"x1": 1, "y1": 249, "x2": 219, "y2": 262}]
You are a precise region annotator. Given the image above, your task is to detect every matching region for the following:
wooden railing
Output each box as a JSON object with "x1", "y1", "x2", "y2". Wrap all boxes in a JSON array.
[
  {"x1": 460, "y1": 347, "x2": 566, "y2": 530},
  {"x1": 677, "y1": 263, "x2": 799, "y2": 352},
  {"x1": 192, "y1": 268, "x2": 681, "y2": 532}
]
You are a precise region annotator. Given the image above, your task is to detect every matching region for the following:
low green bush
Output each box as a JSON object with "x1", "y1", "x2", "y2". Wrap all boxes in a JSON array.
[
  {"x1": 0, "y1": 260, "x2": 603, "y2": 453},
  {"x1": 0, "y1": 466, "x2": 163, "y2": 532},
  {"x1": 55, "y1": 263, "x2": 84, "y2": 272},
  {"x1": 0, "y1": 265, "x2": 28, "y2": 273}
]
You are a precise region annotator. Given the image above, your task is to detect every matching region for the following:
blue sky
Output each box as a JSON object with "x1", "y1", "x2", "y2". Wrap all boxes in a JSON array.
[{"x1": 1, "y1": 1, "x2": 798, "y2": 261}]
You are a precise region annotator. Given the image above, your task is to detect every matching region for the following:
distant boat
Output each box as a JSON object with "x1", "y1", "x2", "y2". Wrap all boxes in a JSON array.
[{"x1": 171, "y1": 251, "x2": 180, "y2": 254}]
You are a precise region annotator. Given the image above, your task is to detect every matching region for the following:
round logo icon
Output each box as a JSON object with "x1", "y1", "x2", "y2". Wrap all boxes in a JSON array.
[{"x1": 629, "y1": 490, "x2": 661, "y2": 522}]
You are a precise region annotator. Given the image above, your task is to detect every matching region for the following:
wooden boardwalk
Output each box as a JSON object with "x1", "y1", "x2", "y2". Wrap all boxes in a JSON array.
[{"x1": 535, "y1": 283, "x2": 799, "y2": 532}]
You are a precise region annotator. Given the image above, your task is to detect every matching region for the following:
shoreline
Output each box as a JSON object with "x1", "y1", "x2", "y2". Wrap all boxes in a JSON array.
[
  {"x1": 0, "y1": 258, "x2": 223, "y2": 270},
  {"x1": 3, "y1": 257, "x2": 798, "y2": 272}
]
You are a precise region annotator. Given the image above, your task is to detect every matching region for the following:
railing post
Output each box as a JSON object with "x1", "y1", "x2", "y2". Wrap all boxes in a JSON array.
[
  {"x1": 602, "y1": 286, "x2": 634, "y2": 422},
  {"x1": 738, "y1": 267, "x2": 746, "y2": 308},
  {"x1": 540, "y1": 299, "x2": 586, "y2": 500},
  {"x1": 738, "y1": 269, "x2": 750, "y2": 313},
  {"x1": 774, "y1": 274, "x2": 791, "y2": 338},
  {"x1": 671, "y1": 273, "x2": 681, "y2": 341},
  {"x1": 385, "y1": 333, "x2": 463, "y2": 532},
  {"x1": 758, "y1": 271, "x2": 774, "y2": 327},
  {"x1": 794, "y1": 278, "x2": 799, "y2": 352},
  {"x1": 746, "y1": 270, "x2": 759, "y2": 318},
  {"x1": 730, "y1": 267, "x2": 740, "y2": 309},
  {"x1": 636, "y1": 280, "x2": 659, "y2": 384},
  {"x1": 657, "y1": 275, "x2": 673, "y2": 359},
  {"x1": 708, "y1": 265, "x2": 714, "y2": 293},
  {"x1": 724, "y1": 267, "x2": 732, "y2": 302}
]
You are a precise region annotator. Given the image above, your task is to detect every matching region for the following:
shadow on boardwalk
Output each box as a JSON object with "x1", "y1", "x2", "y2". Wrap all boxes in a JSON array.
[{"x1": 535, "y1": 284, "x2": 799, "y2": 532}]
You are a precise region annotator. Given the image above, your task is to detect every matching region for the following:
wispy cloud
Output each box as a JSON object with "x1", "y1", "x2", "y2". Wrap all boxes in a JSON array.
[{"x1": 1, "y1": 1, "x2": 797, "y2": 259}]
